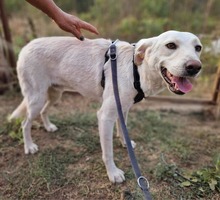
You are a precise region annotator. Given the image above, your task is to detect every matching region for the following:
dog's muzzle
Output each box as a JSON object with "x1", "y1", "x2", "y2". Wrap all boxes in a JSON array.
[{"x1": 161, "y1": 60, "x2": 202, "y2": 95}]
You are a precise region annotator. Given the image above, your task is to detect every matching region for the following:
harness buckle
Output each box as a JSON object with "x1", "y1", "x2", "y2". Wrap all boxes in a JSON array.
[
  {"x1": 110, "y1": 45, "x2": 117, "y2": 60},
  {"x1": 110, "y1": 39, "x2": 119, "y2": 60}
]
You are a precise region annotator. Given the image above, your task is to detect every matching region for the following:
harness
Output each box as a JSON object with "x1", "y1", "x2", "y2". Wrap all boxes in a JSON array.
[{"x1": 101, "y1": 41, "x2": 145, "y2": 104}]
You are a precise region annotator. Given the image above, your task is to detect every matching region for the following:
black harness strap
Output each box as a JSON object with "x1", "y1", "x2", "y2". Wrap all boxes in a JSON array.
[
  {"x1": 133, "y1": 60, "x2": 145, "y2": 103},
  {"x1": 101, "y1": 51, "x2": 109, "y2": 88},
  {"x1": 102, "y1": 42, "x2": 145, "y2": 104}
]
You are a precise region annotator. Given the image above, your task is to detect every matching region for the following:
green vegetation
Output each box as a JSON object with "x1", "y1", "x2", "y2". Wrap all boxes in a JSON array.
[
  {"x1": 1, "y1": 94, "x2": 219, "y2": 199},
  {"x1": 155, "y1": 154, "x2": 220, "y2": 198},
  {"x1": 0, "y1": 118, "x2": 23, "y2": 145},
  {"x1": 5, "y1": 0, "x2": 220, "y2": 40}
]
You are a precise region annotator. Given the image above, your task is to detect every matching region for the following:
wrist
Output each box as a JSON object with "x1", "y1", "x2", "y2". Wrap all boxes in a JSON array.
[
  {"x1": 51, "y1": 9, "x2": 66, "y2": 27},
  {"x1": 45, "y1": 3, "x2": 64, "y2": 21}
]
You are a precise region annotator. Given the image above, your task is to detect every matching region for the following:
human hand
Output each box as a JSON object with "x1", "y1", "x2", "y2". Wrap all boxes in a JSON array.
[{"x1": 55, "y1": 11, "x2": 99, "y2": 40}]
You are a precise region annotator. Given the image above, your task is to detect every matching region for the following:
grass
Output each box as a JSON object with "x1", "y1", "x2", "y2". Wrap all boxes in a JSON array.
[
  {"x1": 154, "y1": 154, "x2": 220, "y2": 199},
  {"x1": 128, "y1": 111, "x2": 176, "y2": 144},
  {"x1": 1, "y1": 146, "x2": 81, "y2": 199},
  {"x1": 0, "y1": 94, "x2": 220, "y2": 199}
]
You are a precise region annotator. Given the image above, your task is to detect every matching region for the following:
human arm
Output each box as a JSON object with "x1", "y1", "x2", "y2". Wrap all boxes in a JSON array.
[{"x1": 26, "y1": 0, "x2": 99, "y2": 40}]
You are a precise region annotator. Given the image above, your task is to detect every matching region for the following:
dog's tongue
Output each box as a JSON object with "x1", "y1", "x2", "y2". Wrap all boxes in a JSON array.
[{"x1": 172, "y1": 76, "x2": 193, "y2": 93}]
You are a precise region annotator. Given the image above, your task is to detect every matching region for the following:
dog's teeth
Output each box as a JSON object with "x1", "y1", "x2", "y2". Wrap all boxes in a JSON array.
[{"x1": 174, "y1": 83, "x2": 179, "y2": 90}]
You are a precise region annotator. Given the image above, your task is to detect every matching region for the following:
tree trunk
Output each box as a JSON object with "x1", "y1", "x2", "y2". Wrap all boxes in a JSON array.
[{"x1": 0, "y1": 0, "x2": 16, "y2": 68}]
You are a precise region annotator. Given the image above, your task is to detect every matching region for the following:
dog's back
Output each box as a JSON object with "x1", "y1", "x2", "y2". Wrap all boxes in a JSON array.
[{"x1": 17, "y1": 37, "x2": 111, "y2": 99}]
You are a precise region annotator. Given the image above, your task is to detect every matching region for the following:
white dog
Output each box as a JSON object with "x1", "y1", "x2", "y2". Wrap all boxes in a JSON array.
[{"x1": 10, "y1": 31, "x2": 202, "y2": 183}]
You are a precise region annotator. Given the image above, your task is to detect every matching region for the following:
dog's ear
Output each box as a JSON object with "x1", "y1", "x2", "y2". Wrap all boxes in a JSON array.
[{"x1": 134, "y1": 38, "x2": 156, "y2": 65}]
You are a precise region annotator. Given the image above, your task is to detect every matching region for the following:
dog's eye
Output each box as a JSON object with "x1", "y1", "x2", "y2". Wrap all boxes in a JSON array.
[
  {"x1": 166, "y1": 42, "x2": 177, "y2": 50},
  {"x1": 195, "y1": 45, "x2": 202, "y2": 52}
]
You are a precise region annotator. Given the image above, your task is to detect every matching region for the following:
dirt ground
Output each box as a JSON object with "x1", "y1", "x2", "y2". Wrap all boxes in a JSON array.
[{"x1": 0, "y1": 92, "x2": 220, "y2": 200}]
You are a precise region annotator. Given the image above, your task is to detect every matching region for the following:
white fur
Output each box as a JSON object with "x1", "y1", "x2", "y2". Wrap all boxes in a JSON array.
[{"x1": 9, "y1": 31, "x2": 202, "y2": 183}]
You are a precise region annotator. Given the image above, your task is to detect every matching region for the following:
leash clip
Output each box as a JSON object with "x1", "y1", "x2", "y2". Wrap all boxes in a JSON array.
[{"x1": 137, "y1": 176, "x2": 150, "y2": 190}]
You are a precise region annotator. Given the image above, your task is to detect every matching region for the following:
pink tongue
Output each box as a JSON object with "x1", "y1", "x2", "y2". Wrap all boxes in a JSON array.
[{"x1": 172, "y1": 76, "x2": 193, "y2": 93}]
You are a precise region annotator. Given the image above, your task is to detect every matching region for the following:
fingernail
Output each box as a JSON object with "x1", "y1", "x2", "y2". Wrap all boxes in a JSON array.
[{"x1": 80, "y1": 36, "x2": 84, "y2": 41}]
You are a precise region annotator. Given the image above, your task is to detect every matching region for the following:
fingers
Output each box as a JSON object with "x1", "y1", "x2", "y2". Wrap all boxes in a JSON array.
[
  {"x1": 56, "y1": 12, "x2": 99, "y2": 40},
  {"x1": 72, "y1": 19, "x2": 99, "y2": 40},
  {"x1": 71, "y1": 21, "x2": 99, "y2": 41},
  {"x1": 80, "y1": 21, "x2": 99, "y2": 35},
  {"x1": 71, "y1": 25, "x2": 84, "y2": 41}
]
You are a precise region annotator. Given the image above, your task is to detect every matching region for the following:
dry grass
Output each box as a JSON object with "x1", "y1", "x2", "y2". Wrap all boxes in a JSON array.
[{"x1": 0, "y1": 92, "x2": 220, "y2": 199}]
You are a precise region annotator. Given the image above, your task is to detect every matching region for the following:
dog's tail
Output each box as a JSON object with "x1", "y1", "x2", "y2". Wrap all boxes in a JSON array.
[{"x1": 8, "y1": 99, "x2": 26, "y2": 121}]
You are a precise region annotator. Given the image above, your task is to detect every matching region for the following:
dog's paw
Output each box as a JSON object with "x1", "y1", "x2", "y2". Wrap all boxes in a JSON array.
[
  {"x1": 122, "y1": 140, "x2": 136, "y2": 149},
  {"x1": 45, "y1": 123, "x2": 58, "y2": 132},
  {"x1": 24, "y1": 143, "x2": 39, "y2": 154},
  {"x1": 108, "y1": 167, "x2": 125, "y2": 183},
  {"x1": 131, "y1": 140, "x2": 136, "y2": 148}
]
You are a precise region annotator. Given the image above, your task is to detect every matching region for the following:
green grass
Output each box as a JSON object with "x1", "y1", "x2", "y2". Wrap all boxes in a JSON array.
[
  {"x1": 128, "y1": 110, "x2": 191, "y2": 157},
  {"x1": 0, "y1": 118, "x2": 23, "y2": 145},
  {"x1": 128, "y1": 110, "x2": 220, "y2": 199},
  {"x1": 33, "y1": 147, "x2": 76, "y2": 186},
  {"x1": 1, "y1": 99, "x2": 220, "y2": 199},
  {"x1": 128, "y1": 111, "x2": 176, "y2": 143},
  {"x1": 50, "y1": 113, "x2": 100, "y2": 153},
  {"x1": 1, "y1": 144, "x2": 96, "y2": 199},
  {"x1": 154, "y1": 154, "x2": 220, "y2": 199}
]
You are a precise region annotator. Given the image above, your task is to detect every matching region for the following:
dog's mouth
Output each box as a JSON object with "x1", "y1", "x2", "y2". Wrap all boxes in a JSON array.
[{"x1": 161, "y1": 67, "x2": 193, "y2": 95}]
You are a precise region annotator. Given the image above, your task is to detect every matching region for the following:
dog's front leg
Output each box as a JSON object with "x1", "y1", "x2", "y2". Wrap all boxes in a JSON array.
[
  {"x1": 116, "y1": 111, "x2": 136, "y2": 148},
  {"x1": 97, "y1": 109, "x2": 125, "y2": 183}
]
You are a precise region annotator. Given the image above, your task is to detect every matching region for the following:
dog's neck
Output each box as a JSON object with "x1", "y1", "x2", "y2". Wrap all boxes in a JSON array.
[{"x1": 138, "y1": 62, "x2": 166, "y2": 97}]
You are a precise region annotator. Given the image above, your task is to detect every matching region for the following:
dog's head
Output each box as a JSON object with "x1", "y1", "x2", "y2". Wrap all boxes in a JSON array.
[{"x1": 134, "y1": 30, "x2": 202, "y2": 95}]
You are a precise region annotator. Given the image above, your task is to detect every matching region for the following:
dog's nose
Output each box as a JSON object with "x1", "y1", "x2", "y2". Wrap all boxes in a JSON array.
[{"x1": 185, "y1": 60, "x2": 202, "y2": 76}]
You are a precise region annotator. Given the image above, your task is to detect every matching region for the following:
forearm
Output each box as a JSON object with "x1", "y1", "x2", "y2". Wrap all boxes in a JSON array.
[{"x1": 25, "y1": 0, "x2": 63, "y2": 21}]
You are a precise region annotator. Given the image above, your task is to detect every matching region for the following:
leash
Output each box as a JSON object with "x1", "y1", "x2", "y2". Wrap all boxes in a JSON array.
[
  {"x1": 110, "y1": 41, "x2": 152, "y2": 200},
  {"x1": 102, "y1": 42, "x2": 145, "y2": 104}
]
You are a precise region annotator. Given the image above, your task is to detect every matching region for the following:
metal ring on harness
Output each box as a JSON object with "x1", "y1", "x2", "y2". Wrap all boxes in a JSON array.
[
  {"x1": 137, "y1": 176, "x2": 150, "y2": 190},
  {"x1": 110, "y1": 53, "x2": 117, "y2": 60},
  {"x1": 110, "y1": 40, "x2": 119, "y2": 61}
]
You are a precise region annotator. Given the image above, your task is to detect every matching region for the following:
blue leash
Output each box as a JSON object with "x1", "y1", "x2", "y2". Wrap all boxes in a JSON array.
[{"x1": 110, "y1": 41, "x2": 152, "y2": 200}]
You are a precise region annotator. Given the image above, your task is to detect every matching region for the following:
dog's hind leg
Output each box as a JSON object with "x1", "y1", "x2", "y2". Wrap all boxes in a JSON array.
[
  {"x1": 116, "y1": 111, "x2": 136, "y2": 148},
  {"x1": 22, "y1": 94, "x2": 47, "y2": 154},
  {"x1": 40, "y1": 87, "x2": 62, "y2": 132}
]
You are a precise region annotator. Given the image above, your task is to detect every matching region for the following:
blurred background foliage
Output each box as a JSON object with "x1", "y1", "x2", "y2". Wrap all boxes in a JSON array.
[
  {"x1": 2, "y1": 0, "x2": 220, "y2": 98},
  {"x1": 5, "y1": 0, "x2": 220, "y2": 40}
]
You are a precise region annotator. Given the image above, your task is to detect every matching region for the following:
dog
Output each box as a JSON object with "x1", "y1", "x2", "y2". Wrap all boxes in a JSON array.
[{"x1": 9, "y1": 30, "x2": 202, "y2": 183}]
